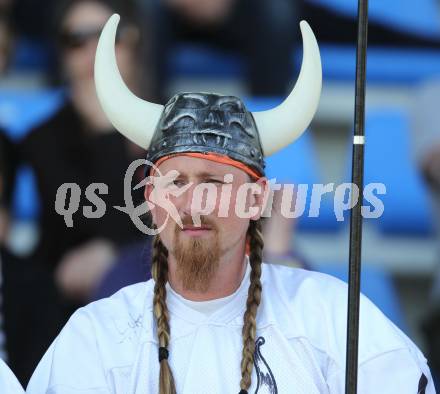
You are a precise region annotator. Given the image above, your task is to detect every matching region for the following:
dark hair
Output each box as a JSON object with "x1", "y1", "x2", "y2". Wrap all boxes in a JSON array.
[
  {"x1": 52, "y1": 0, "x2": 139, "y2": 38},
  {"x1": 0, "y1": 10, "x2": 15, "y2": 73},
  {"x1": 0, "y1": 131, "x2": 17, "y2": 209},
  {"x1": 48, "y1": 0, "x2": 151, "y2": 91}
]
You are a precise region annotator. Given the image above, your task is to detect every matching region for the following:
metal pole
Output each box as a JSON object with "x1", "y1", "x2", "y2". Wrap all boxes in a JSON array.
[{"x1": 345, "y1": 0, "x2": 369, "y2": 393}]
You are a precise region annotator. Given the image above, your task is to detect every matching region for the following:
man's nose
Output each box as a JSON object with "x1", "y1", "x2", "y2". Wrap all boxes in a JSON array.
[
  {"x1": 179, "y1": 182, "x2": 217, "y2": 218},
  {"x1": 178, "y1": 182, "x2": 196, "y2": 217}
]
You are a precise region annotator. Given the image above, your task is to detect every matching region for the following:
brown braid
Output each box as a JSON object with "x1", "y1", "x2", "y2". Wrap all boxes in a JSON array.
[
  {"x1": 151, "y1": 235, "x2": 177, "y2": 394},
  {"x1": 239, "y1": 219, "x2": 264, "y2": 392}
]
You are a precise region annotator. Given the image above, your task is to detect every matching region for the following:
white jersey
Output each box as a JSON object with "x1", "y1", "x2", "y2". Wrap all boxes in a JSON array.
[
  {"x1": 27, "y1": 263, "x2": 435, "y2": 394},
  {"x1": 0, "y1": 358, "x2": 24, "y2": 393}
]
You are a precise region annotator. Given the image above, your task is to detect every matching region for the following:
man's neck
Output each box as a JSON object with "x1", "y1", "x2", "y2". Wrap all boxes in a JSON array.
[{"x1": 167, "y1": 244, "x2": 248, "y2": 302}]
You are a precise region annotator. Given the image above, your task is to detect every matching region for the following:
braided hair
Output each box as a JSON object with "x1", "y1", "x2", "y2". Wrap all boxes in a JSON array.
[
  {"x1": 239, "y1": 219, "x2": 264, "y2": 392},
  {"x1": 151, "y1": 218, "x2": 264, "y2": 394},
  {"x1": 151, "y1": 235, "x2": 176, "y2": 394}
]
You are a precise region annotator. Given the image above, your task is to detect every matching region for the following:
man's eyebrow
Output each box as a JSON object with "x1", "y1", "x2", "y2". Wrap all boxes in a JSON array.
[
  {"x1": 175, "y1": 172, "x2": 224, "y2": 178},
  {"x1": 199, "y1": 171, "x2": 224, "y2": 178}
]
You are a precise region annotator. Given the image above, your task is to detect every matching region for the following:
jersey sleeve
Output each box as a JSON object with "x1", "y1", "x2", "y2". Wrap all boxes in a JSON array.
[
  {"x1": 26, "y1": 309, "x2": 111, "y2": 394},
  {"x1": 356, "y1": 348, "x2": 436, "y2": 393},
  {"x1": 294, "y1": 270, "x2": 437, "y2": 393},
  {"x1": 325, "y1": 329, "x2": 436, "y2": 394},
  {"x1": 327, "y1": 347, "x2": 436, "y2": 393}
]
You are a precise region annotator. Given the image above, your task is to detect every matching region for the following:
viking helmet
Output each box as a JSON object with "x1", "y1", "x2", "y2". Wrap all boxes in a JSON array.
[
  {"x1": 94, "y1": 14, "x2": 322, "y2": 175},
  {"x1": 146, "y1": 92, "x2": 266, "y2": 175}
]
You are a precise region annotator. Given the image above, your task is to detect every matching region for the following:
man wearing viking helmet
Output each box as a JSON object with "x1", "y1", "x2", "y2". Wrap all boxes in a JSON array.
[{"x1": 27, "y1": 14, "x2": 435, "y2": 394}]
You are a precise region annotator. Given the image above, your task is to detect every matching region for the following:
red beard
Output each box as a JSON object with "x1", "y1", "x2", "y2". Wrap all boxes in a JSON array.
[{"x1": 173, "y1": 216, "x2": 220, "y2": 292}]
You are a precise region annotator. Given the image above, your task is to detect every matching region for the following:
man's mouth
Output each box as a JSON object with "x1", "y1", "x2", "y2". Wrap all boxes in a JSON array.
[{"x1": 182, "y1": 225, "x2": 213, "y2": 235}]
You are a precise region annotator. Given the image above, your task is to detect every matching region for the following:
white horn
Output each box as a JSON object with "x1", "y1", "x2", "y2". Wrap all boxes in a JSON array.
[
  {"x1": 252, "y1": 21, "x2": 322, "y2": 156},
  {"x1": 94, "y1": 14, "x2": 163, "y2": 149}
]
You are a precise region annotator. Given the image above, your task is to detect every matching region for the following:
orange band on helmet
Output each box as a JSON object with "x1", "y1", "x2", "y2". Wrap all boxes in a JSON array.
[{"x1": 152, "y1": 152, "x2": 262, "y2": 180}]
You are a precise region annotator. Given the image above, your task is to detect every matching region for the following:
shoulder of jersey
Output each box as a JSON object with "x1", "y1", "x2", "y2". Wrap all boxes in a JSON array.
[
  {"x1": 260, "y1": 263, "x2": 420, "y2": 366},
  {"x1": 79, "y1": 280, "x2": 154, "y2": 329}
]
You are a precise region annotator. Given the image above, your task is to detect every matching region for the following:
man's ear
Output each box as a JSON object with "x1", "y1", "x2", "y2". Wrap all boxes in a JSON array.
[{"x1": 250, "y1": 177, "x2": 270, "y2": 220}]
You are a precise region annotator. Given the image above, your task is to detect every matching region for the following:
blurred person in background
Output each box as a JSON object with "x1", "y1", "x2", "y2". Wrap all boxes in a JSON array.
[
  {"x1": 148, "y1": 0, "x2": 297, "y2": 99},
  {"x1": 0, "y1": 131, "x2": 15, "y2": 241},
  {"x1": 1, "y1": 112, "x2": 69, "y2": 388},
  {"x1": 0, "y1": 130, "x2": 31, "y2": 387},
  {"x1": 18, "y1": 0, "x2": 152, "y2": 374},
  {"x1": 0, "y1": 0, "x2": 11, "y2": 12},
  {"x1": 410, "y1": 78, "x2": 440, "y2": 385},
  {"x1": 8, "y1": 0, "x2": 55, "y2": 42},
  {"x1": 0, "y1": 131, "x2": 18, "y2": 370},
  {"x1": 0, "y1": 7, "x2": 14, "y2": 77}
]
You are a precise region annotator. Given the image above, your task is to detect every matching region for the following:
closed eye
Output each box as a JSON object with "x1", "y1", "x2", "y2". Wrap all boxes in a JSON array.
[
  {"x1": 204, "y1": 179, "x2": 224, "y2": 184},
  {"x1": 173, "y1": 179, "x2": 188, "y2": 187}
]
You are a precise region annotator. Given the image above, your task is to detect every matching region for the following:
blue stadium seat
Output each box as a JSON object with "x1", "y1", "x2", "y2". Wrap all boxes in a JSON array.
[
  {"x1": 314, "y1": 262, "x2": 408, "y2": 332},
  {"x1": 0, "y1": 89, "x2": 65, "y2": 140},
  {"x1": 10, "y1": 38, "x2": 52, "y2": 73},
  {"x1": 170, "y1": 44, "x2": 440, "y2": 85},
  {"x1": 306, "y1": 0, "x2": 440, "y2": 39},
  {"x1": 245, "y1": 98, "x2": 340, "y2": 231},
  {"x1": 0, "y1": 89, "x2": 65, "y2": 220},
  {"x1": 319, "y1": 45, "x2": 440, "y2": 84},
  {"x1": 11, "y1": 166, "x2": 40, "y2": 221},
  {"x1": 168, "y1": 44, "x2": 243, "y2": 79},
  {"x1": 347, "y1": 108, "x2": 434, "y2": 235}
]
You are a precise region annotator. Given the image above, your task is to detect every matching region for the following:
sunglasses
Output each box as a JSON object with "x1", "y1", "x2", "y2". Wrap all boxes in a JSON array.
[{"x1": 59, "y1": 26, "x2": 124, "y2": 49}]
